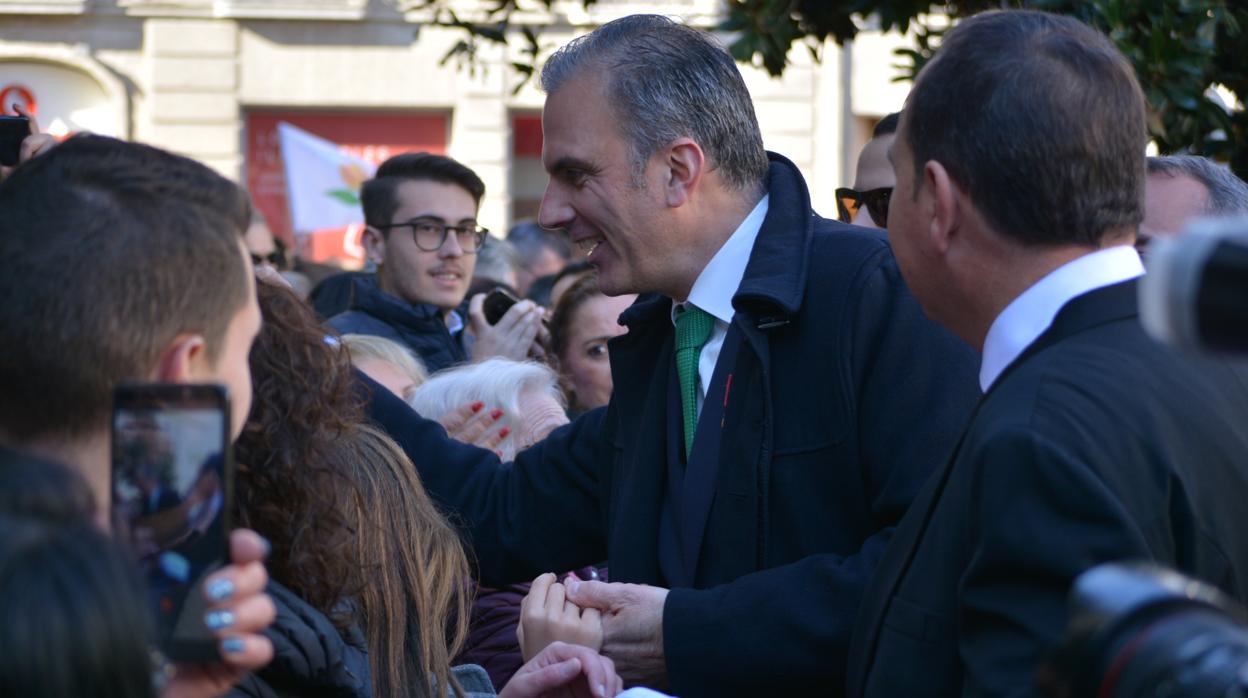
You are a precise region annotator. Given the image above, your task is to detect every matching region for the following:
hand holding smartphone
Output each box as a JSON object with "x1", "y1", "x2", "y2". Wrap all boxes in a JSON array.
[
  {"x1": 483, "y1": 287, "x2": 522, "y2": 325},
  {"x1": 112, "y1": 383, "x2": 233, "y2": 663}
]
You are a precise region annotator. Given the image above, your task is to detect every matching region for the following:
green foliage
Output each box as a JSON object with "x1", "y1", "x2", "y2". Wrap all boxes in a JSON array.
[
  {"x1": 723, "y1": 0, "x2": 1247, "y2": 178},
  {"x1": 422, "y1": 0, "x2": 1247, "y2": 177}
]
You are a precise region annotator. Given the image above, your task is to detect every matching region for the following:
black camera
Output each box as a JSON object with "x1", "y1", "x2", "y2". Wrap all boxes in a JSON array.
[
  {"x1": 1039, "y1": 562, "x2": 1248, "y2": 698},
  {"x1": 1141, "y1": 216, "x2": 1248, "y2": 354}
]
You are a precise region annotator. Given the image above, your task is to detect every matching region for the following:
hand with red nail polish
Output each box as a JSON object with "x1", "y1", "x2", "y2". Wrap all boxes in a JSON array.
[{"x1": 437, "y1": 400, "x2": 511, "y2": 456}]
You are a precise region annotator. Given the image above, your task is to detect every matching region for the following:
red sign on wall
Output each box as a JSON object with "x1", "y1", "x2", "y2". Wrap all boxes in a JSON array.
[{"x1": 245, "y1": 110, "x2": 448, "y2": 265}]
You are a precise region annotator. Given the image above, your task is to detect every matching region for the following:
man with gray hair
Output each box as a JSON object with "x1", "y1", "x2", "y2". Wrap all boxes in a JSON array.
[
  {"x1": 1141, "y1": 154, "x2": 1248, "y2": 246},
  {"x1": 398, "y1": 14, "x2": 979, "y2": 696}
]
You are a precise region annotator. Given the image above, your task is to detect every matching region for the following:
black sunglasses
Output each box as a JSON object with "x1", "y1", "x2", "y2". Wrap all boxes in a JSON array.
[
  {"x1": 835, "y1": 187, "x2": 893, "y2": 228},
  {"x1": 250, "y1": 251, "x2": 285, "y2": 268}
]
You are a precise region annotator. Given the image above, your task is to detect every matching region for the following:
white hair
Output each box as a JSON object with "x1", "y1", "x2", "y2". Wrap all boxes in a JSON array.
[{"x1": 408, "y1": 359, "x2": 566, "y2": 452}]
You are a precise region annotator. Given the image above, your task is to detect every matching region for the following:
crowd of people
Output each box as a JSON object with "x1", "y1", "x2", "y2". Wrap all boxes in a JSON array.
[{"x1": 2, "y1": 7, "x2": 1248, "y2": 698}]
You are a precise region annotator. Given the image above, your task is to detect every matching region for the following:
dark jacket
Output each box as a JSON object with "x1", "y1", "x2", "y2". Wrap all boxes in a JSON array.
[
  {"x1": 328, "y1": 274, "x2": 467, "y2": 373},
  {"x1": 368, "y1": 153, "x2": 980, "y2": 697},
  {"x1": 846, "y1": 281, "x2": 1248, "y2": 697},
  {"x1": 228, "y1": 581, "x2": 370, "y2": 698}
]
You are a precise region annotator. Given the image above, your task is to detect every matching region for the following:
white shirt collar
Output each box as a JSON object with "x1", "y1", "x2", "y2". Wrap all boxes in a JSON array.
[
  {"x1": 446, "y1": 309, "x2": 464, "y2": 335},
  {"x1": 979, "y1": 245, "x2": 1145, "y2": 391},
  {"x1": 670, "y1": 195, "x2": 770, "y2": 325}
]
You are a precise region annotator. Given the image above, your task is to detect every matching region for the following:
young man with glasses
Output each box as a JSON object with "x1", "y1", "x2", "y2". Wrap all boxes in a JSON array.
[
  {"x1": 330, "y1": 152, "x2": 546, "y2": 373},
  {"x1": 836, "y1": 112, "x2": 899, "y2": 230}
]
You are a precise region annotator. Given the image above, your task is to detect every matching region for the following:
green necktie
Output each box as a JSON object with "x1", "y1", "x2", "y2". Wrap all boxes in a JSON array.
[{"x1": 675, "y1": 304, "x2": 715, "y2": 459}]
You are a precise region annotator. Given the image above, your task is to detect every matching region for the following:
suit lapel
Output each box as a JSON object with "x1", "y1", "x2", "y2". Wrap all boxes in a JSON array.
[{"x1": 605, "y1": 297, "x2": 678, "y2": 584}]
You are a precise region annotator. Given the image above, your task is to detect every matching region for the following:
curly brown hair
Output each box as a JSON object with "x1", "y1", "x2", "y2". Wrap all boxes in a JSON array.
[{"x1": 233, "y1": 281, "x2": 366, "y2": 627}]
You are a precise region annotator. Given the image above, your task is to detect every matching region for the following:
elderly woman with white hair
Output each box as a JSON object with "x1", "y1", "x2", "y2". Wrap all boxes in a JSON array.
[
  {"x1": 407, "y1": 358, "x2": 599, "y2": 691},
  {"x1": 408, "y1": 358, "x2": 568, "y2": 462}
]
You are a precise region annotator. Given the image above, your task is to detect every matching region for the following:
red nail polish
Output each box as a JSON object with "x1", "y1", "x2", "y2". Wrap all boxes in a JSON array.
[
  {"x1": 498, "y1": 427, "x2": 511, "y2": 438},
  {"x1": 490, "y1": 408, "x2": 504, "y2": 420},
  {"x1": 471, "y1": 401, "x2": 484, "y2": 413}
]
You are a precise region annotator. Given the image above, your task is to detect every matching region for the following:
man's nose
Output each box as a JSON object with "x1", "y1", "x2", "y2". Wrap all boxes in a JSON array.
[
  {"x1": 538, "y1": 182, "x2": 574, "y2": 231},
  {"x1": 438, "y1": 229, "x2": 465, "y2": 258}
]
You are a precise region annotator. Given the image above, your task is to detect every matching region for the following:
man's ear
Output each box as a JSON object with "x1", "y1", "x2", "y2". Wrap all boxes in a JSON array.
[
  {"x1": 923, "y1": 160, "x2": 961, "y2": 256},
  {"x1": 362, "y1": 226, "x2": 387, "y2": 267},
  {"x1": 151, "y1": 334, "x2": 207, "y2": 383},
  {"x1": 664, "y1": 138, "x2": 705, "y2": 208}
]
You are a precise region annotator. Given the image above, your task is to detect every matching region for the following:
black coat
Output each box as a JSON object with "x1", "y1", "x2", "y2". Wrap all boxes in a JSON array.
[
  {"x1": 328, "y1": 274, "x2": 467, "y2": 373},
  {"x1": 228, "y1": 581, "x2": 370, "y2": 698},
  {"x1": 846, "y1": 280, "x2": 1248, "y2": 697},
  {"x1": 370, "y1": 153, "x2": 979, "y2": 696}
]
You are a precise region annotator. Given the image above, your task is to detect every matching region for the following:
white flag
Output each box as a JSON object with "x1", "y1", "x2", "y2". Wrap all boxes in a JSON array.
[{"x1": 277, "y1": 122, "x2": 376, "y2": 234}]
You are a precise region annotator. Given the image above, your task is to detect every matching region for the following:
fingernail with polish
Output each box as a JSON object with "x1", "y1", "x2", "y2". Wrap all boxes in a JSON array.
[
  {"x1": 222, "y1": 637, "x2": 246, "y2": 655},
  {"x1": 490, "y1": 408, "x2": 503, "y2": 420},
  {"x1": 206, "y1": 578, "x2": 235, "y2": 602},
  {"x1": 497, "y1": 427, "x2": 510, "y2": 439},
  {"x1": 471, "y1": 401, "x2": 484, "y2": 413},
  {"x1": 204, "y1": 610, "x2": 236, "y2": 631}
]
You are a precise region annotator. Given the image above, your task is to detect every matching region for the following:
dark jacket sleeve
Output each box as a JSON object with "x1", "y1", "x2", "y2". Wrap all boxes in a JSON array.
[
  {"x1": 362, "y1": 371, "x2": 610, "y2": 584},
  {"x1": 663, "y1": 249, "x2": 981, "y2": 695}
]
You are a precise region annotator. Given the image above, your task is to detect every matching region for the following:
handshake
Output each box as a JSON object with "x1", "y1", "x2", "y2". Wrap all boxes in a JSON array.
[{"x1": 517, "y1": 573, "x2": 672, "y2": 693}]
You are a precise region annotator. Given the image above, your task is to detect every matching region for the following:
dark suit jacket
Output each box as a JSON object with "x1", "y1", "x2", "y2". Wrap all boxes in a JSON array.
[
  {"x1": 371, "y1": 153, "x2": 980, "y2": 696},
  {"x1": 846, "y1": 280, "x2": 1248, "y2": 698}
]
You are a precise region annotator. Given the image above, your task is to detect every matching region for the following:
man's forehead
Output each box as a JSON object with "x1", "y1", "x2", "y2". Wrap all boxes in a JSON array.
[
  {"x1": 540, "y1": 73, "x2": 610, "y2": 164},
  {"x1": 392, "y1": 178, "x2": 478, "y2": 219}
]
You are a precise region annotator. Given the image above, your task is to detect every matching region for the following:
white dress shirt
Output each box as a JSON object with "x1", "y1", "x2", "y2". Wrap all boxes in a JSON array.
[
  {"x1": 671, "y1": 195, "x2": 770, "y2": 417},
  {"x1": 979, "y1": 245, "x2": 1145, "y2": 391}
]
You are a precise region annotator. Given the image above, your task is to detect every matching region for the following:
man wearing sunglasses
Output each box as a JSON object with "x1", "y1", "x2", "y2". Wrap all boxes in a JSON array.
[
  {"x1": 329, "y1": 153, "x2": 545, "y2": 373},
  {"x1": 836, "y1": 112, "x2": 899, "y2": 230}
]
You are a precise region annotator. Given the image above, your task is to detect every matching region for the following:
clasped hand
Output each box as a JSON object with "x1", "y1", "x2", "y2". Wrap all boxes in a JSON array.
[{"x1": 518, "y1": 573, "x2": 670, "y2": 689}]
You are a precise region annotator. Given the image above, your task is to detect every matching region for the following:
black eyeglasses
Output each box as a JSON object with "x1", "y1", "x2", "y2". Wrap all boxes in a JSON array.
[
  {"x1": 377, "y1": 217, "x2": 489, "y2": 253},
  {"x1": 835, "y1": 187, "x2": 893, "y2": 228}
]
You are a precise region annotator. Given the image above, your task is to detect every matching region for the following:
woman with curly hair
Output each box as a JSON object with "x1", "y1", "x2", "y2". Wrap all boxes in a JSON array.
[
  {"x1": 233, "y1": 281, "x2": 622, "y2": 698},
  {"x1": 231, "y1": 281, "x2": 373, "y2": 696}
]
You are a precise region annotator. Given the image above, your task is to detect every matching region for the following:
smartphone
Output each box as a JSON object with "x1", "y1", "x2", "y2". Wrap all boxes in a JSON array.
[
  {"x1": 0, "y1": 116, "x2": 30, "y2": 167},
  {"x1": 483, "y1": 287, "x2": 521, "y2": 325},
  {"x1": 111, "y1": 383, "x2": 232, "y2": 663}
]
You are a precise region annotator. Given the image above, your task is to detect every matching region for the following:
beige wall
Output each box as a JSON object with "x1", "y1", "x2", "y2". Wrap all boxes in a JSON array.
[{"x1": 0, "y1": 2, "x2": 917, "y2": 231}]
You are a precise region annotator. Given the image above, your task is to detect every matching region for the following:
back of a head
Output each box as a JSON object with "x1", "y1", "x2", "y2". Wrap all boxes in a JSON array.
[
  {"x1": 0, "y1": 511, "x2": 154, "y2": 698},
  {"x1": 507, "y1": 221, "x2": 572, "y2": 266},
  {"x1": 330, "y1": 424, "x2": 469, "y2": 698},
  {"x1": 474, "y1": 235, "x2": 520, "y2": 285},
  {"x1": 872, "y1": 112, "x2": 901, "y2": 139},
  {"x1": 1147, "y1": 155, "x2": 1248, "y2": 217},
  {"x1": 905, "y1": 10, "x2": 1146, "y2": 246},
  {"x1": 0, "y1": 135, "x2": 251, "y2": 444},
  {"x1": 540, "y1": 14, "x2": 769, "y2": 191},
  {"x1": 361, "y1": 152, "x2": 486, "y2": 229}
]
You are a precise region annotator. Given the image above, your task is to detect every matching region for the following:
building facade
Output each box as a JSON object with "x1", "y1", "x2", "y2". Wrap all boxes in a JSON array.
[{"x1": 0, "y1": 0, "x2": 911, "y2": 262}]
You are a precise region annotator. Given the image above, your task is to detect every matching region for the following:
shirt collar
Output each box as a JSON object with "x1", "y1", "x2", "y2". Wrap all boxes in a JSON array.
[
  {"x1": 446, "y1": 309, "x2": 464, "y2": 335},
  {"x1": 670, "y1": 195, "x2": 770, "y2": 325},
  {"x1": 979, "y1": 245, "x2": 1144, "y2": 391}
]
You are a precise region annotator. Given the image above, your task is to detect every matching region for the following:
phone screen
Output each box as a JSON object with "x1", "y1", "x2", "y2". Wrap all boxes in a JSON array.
[{"x1": 111, "y1": 384, "x2": 231, "y2": 662}]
